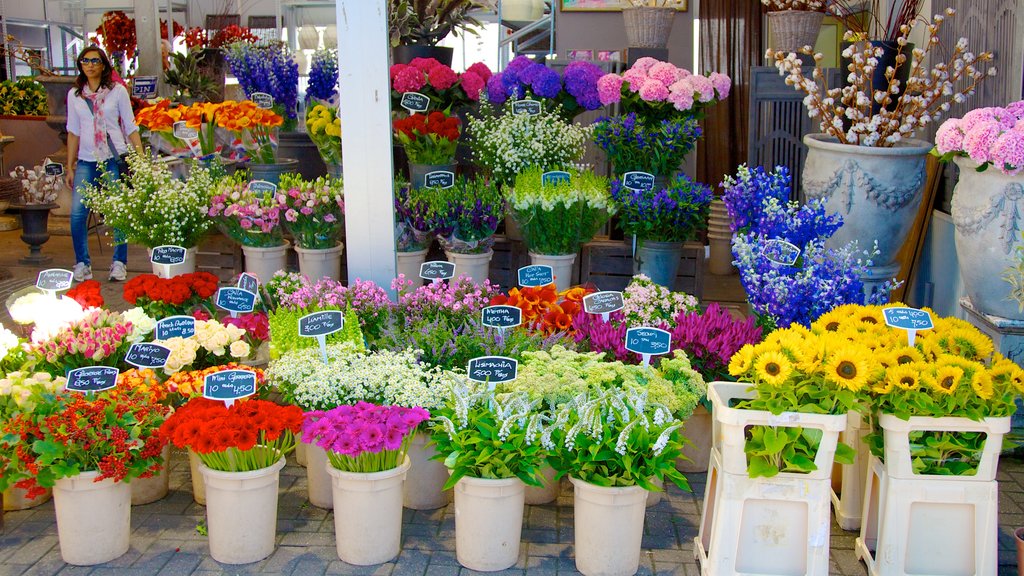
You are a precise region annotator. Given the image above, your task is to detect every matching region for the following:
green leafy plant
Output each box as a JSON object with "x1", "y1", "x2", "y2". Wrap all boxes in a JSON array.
[
  {"x1": 388, "y1": 0, "x2": 496, "y2": 47},
  {"x1": 510, "y1": 167, "x2": 614, "y2": 255},
  {"x1": 164, "y1": 51, "x2": 220, "y2": 102},
  {"x1": 0, "y1": 79, "x2": 47, "y2": 115},
  {"x1": 430, "y1": 383, "x2": 547, "y2": 489},
  {"x1": 743, "y1": 425, "x2": 852, "y2": 478}
]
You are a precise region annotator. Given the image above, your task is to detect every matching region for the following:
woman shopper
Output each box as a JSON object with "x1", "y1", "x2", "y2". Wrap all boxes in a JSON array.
[{"x1": 64, "y1": 45, "x2": 143, "y2": 282}]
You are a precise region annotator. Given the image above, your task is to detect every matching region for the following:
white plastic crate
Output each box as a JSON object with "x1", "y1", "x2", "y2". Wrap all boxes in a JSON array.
[
  {"x1": 695, "y1": 448, "x2": 833, "y2": 576},
  {"x1": 855, "y1": 455, "x2": 999, "y2": 576},
  {"x1": 879, "y1": 413, "x2": 1010, "y2": 481},
  {"x1": 708, "y1": 381, "x2": 848, "y2": 480},
  {"x1": 831, "y1": 411, "x2": 870, "y2": 531}
]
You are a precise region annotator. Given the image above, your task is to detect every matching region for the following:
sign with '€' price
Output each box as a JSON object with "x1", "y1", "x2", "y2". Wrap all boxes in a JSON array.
[{"x1": 150, "y1": 245, "x2": 187, "y2": 265}]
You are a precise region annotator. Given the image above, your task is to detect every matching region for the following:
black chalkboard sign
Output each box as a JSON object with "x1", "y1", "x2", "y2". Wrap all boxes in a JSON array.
[
  {"x1": 541, "y1": 171, "x2": 571, "y2": 187},
  {"x1": 583, "y1": 291, "x2": 625, "y2": 315},
  {"x1": 44, "y1": 162, "x2": 65, "y2": 177},
  {"x1": 155, "y1": 315, "x2": 196, "y2": 340},
  {"x1": 203, "y1": 369, "x2": 257, "y2": 402},
  {"x1": 424, "y1": 171, "x2": 455, "y2": 189},
  {"x1": 150, "y1": 245, "x2": 188, "y2": 265},
  {"x1": 125, "y1": 343, "x2": 172, "y2": 369},
  {"x1": 511, "y1": 99, "x2": 542, "y2": 116},
  {"x1": 420, "y1": 261, "x2": 456, "y2": 281},
  {"x1": 66, "y1": 366, "x2": 119, "y2": 393},
  {"x1": 36, "y1": 269, "x2": 74, "y2": 292},
  {"x1": 622, "y1": 171, "x2": 656, "y2": 192},
  {"x1": 481, "y1": 305, "x2": 522, "y2": 329},
  {"x1": 216, "y1": 287, "x2": 256, "y2": 314},
  {"x1": 625, "y1": 327, "x2": 672, "y2": 356},
  {"x1": 400, "y1": 92, "x2": 430, "y2": 113},
  {"x1": 251, "y1": 92, "x2": 274, "y2": 109},
  {"x1": 518, "y1": 265, "x2": 554, "y2": 287},
  {"x1": 247, "y1": 180, "x2": 277, "y2": 198},
  {"x1": 236, "y1": 273, "x2": 259, "y2": 295},
  {"x1": 467, "y1": 356, "x2": 518, "y2": 384},
  {"x1": 298, "y1": 310, "x2": 344, "y2": 337}
]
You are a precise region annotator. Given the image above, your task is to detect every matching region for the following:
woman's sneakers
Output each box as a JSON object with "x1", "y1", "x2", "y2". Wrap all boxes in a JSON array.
[
  {"x1": 73, "y1": 262, "x2": 92, "y2": 281},
  {"x1": 109, "y1": 261, "x2": 127, "y2": 282}
]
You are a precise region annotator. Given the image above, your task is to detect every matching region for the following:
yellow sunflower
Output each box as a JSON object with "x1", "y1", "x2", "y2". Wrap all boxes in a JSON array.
[
  {"x1": 823, "y1": 347, "x2": 871, "y2": 391},
  {"x1": 891, "y1": 346, "x2": 925, "y2": 366},
  {"x1": 812, "y1": 305, "x2": 857, "y2": 333},
  {"x1": 855, "y1": 306, "x2": 884, "y2": 326},
  {"x1": 753, "y1": 350, "x2": 794, "y2": 386},
  {"x1": 970, "y1": 369, "x2": 994, "y2": 400},
  {"x1": 885, "y1": 363, "x2": 923, "y2": 392},
  {"x1": 928, "y1": 365, "x2": 965, "y2": 395},
  {"x1": 941, "y1": 327, "x2": 994, "y2": 362},
  {"x1": 728, "y1": 344, "x2": 756, "y2": 377}
]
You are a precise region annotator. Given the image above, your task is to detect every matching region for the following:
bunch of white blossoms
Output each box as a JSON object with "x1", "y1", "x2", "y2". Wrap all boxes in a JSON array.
[
  {"x1": 767, "y1": 8, "x2": 996, "y2": 147},
  {"x1": 468, "y1": 108, "x2": 590, "y2": 185}
]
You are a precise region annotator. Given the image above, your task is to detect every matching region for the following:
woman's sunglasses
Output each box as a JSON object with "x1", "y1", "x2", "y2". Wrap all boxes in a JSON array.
[{"x1": 79, "y1": 57, "x2": 103, "y2": 65}]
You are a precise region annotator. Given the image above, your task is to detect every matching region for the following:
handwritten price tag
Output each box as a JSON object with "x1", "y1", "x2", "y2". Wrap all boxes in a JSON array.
[
  {"x1": 236, "y1": 273, "x2": 259, "y2": 295},
  {"x1": 203, "y1": 369, "x2": 257, "y2": 407},
  {"x1": 481, "y1": 305, "x2": 522, "y2": 330},
  {"x1": 215, "y1": 287, "x2": 256, "y2": 318},
  {"x1": 125, "y1": 343, "x2": 171, "y2": 369},
  {"x1": 583, "y1": 291, "x2": 624, "y2": 322},
  {"x1": 400, "y1": 92, "x2": 430, "y2": 113},
  {"x1": 518, "y1": 265, "x2": 554, "y2": 287},
  {"x1": 36, "y1": 268, "x2": 73, "y2": 294},
  {"x1": 66, "y1": 366, "x2": 119, "y2": 394},
  {"x1": 883, "y1": 306, "x2": 934, "y2": 346},
  {"x1": 541, "y1": 170, "x2": 571, "y2": 187},
  {"x1": 155, "y1": 315, "x2": 196, "y2": 340},
  {"x1": 298, "y1": 310, "x2": 344, "y2": 363},
  {"x1": 622, "y1": 171, "x2": 656, "y2": 192},
  {"x1": 424, "y1": 170, "x2": 455, "y2": 189},
  {"x1": 420, "y1": 261, "x2": 456, "y2": 284},
  {"x1": 251, "y1": 92, "x2": 274, "y2": 109},
  {"x1": 625, "y1": 327, "x2": 672, "y2": 367},
  {"x1": 467, "y1": 356, "x2": 518, "y2": 391},
  {"x1": 511, "y1": 99, "x2": 542, "y2": 116}
]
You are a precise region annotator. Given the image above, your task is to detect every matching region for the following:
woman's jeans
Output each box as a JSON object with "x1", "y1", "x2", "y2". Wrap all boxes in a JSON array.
[{"x1": 71, "y1": 158, "x2": 127, "y2": 266}]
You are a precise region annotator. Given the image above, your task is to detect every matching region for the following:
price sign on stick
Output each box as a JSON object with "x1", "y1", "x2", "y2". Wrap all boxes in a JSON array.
[
  {"x1": 467, "y1": 356, "x2": 518, "y2": 392},
  {"x1": 625, "y1": 327, "x2": 672, "y2": 367},
  {"x1": 420, "y1": 261, "x2": 456, "y2": 285},
  {"x1": 203, "y1": 369, "x2": 257, "y2": 407},
  {"x1": 883, "y1": 307, "x2": 934, "y2": 346},
  {"x1": 763, "y1": 239, "x2": 801, "y2": 266},
  {"x1": 400, "y1": 92, "x2": 430, "y2": 113},
  {"x1": 481, "y1": 305, "x2": 522, "y2": 338},
  {"x1": 150, "y1": 245, "x2": 188, "y2": 278},
  {"x1": 511, "y1": 99, "x2": 542, "y2": 116},
  {"x1": 298, "y1": 310, "x2": 344, "y2": 364},
  {"x1": 236, "y1": 273, "x2": 259, "y2": 295},
  {"x1": 156, "y1": 315, "x2": 196, "y2": 340},
  {"x1": 251, "y1": 92, "x2": 274, "y2": 109},
  {"x1": 215, "y1": 287, "x2": 256, "y2": 318},
  {"x1": 583, "y1": 291, "x2": 625, "y2": 323},
  {"x1": 66, "y1": 366, "x2": 119, "y2": 394},
  {"x1": 125, "y1": 343, "x2": 172, "y2": 369},
  {"x1": 518, "y1": 265, "x2": 554, "y2": 288},
  {"x1": 44, "y1": 162, "x2": 65, "y2": 177},
  {"x1": 622, "y1": 171, "x2": 656, "y2": 192},
  {"x1": 36, "y1": 268, "x2": 73, "y2": 298}
]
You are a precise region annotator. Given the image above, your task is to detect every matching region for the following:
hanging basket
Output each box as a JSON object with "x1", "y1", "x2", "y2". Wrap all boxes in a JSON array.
[
  {"x1": 767, "y1": 10, "x2": 825, "y2": 53},
  {"x1": 622, "y1": 7, "x2": 676, "y2": 49}
]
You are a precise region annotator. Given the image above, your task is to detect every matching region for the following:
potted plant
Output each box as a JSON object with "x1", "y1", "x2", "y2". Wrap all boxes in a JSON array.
[
  {"x1": 762, "y1": 0, "x2": 828, "y2": 53},
  {"x1": 594, "y1": 112, "x2": 702, "y2": 182},
  {"x1": 394, "y1": 180, "x2": 439, "y2": 281},
  {"x1": 114, "y1": 368, "x2": 175, "y2": 505},
  {"x1": 214, "y1": 100, "x2": 289, "y2": 183},
  {"x1": 431, "y1": 384, "x2": 547, "y2": 571},
  {"x1": 153, "y1": 318, "x2": 257, "y2": 375},
  {"x1": 122, "y1": 271, "x2": 220, "y2": 318},
  {"x1": 303, "y1": 402, "x2": 430, "y2": 564},
  {"x1": 183, "y1": 24, "x2": 259, "y2": 103},
  {"x1": 597, "y1": 58, "x2": 730, "y2": 126},
  {"x1": 81, "y1": 150, "x2": 214, "y2": 277},
  {"x1": 163, "y1": 51, "x2": 221, "y2": 104},
  {"x1": 224, "y1": 42, "x2": 299, "y2": 131},
  {"x1": 932, "y1": 100, "x2": 1024, "y2": 320},
  {"x1": 426, "y1": 176, "x2": 504, "y2": 285},
  {"x1": 208, "y1": 172, "x2": 289, "y2": 282},
  {"x1": 485, "y1": 57, "x2": 605, "y2": 121},
  {"x1": 388, "y1": 0, "x2": 496, "y2": 65},
  {"x1": 510, "y1": 167, "x2": 614, "y2": 291},
  {"x1": 489, "y1": 283, "x2": 593, "y2": 337},
  {"x1": 769, "y1": 7, "x2": 995, "y2": 277},
  {"x1": 0, "y1": 368, "x2": 65, "y2": 512},
  {"x1": 9, "y1": 160, "x2": 61, "y2": 264},
  {"x1": 279, "y1": 174, "x2": 346, "y2": 281},
  {"x1": 393, "y1": 111, "x2": 461, "y2": 189},
  {"x1": 548, "y1": 387, "x2": 690, "y2": 576},
  {"x1": 160, "y1": 396, "x2": 302, "y2": 564},
  {"x1": 305, "y1": 49, "x2": 342, "y2": 177}
]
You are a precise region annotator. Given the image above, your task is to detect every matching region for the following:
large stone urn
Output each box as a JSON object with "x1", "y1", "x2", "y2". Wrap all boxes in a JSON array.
[{"x1": 951, "y1": 157, "x2": 1024, "y2": 320}]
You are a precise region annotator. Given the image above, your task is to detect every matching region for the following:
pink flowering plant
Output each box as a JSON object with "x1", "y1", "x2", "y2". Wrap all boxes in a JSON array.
[
  {"x1": 390, "y1": 58, "x2": 492, "y2": 111},
  {"x1": 302, "y1": 402, "x2": 430, "y2": 473},
  {"x1": 278, "y1": 174, "x2": 345, "y2": 249},
  {"x1": 207, "y1": 173, "x2": 285, "y2": 247},
  {"x1": 933, "y1": 101, "x2": 1024, "y2": 175},
  {"x1": 597, "y1": 57, "x2": 731, "y2": 125},
  {"x1": 392, "y1": 274, "x2": 499, "y2": 326},
  {"x1": 269, "y1": 276, "x2": 392, "y2": 349},
  {"x1": 28, "y1": 309, "x2": 134, "y2": 374}
]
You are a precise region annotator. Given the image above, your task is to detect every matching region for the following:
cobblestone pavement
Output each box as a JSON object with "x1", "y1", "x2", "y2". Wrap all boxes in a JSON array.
[{"x1": 3, "y1": 449, "x2": 1024, "y2": 576}]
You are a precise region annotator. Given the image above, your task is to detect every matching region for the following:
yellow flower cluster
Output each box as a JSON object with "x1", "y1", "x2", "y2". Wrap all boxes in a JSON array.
[{"x1": 305, "y1": 104, "x2": 342, "y2": 165}]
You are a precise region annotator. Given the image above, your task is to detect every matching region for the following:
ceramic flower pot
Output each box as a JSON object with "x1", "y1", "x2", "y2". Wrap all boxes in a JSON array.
[
  {"x1": 200, "y1": 456, "x2": 286, "y2": 564},
  {"x1": 397, "y1": 248, "x2": 429, "y2": 285},
  {"x1": 327, "y1": 457, "x2": 411, "y2": 565},
  {"x1": 951, "y1": 156, "x2": 1024, "y2": 320},
  {"x1": 453, "y1": 476, "x2": 525, "y2": 571},
  {"x1": 633, "y1": 240, "x2": 683, "y2": 289},
  {"x1": 53, "y1": 471, "x2": 131, "y2": 565},
  {"x1": 570, "y1": 477, "x2": 648, "y2": 576},
  {"x1": 523, "y1": 464, "x2": 560, "y2": 505},
  {"x1": 529, "y1": 252, "x2": 576, "y2": 292},
  {"x1": 295, "y1": 243, "x2": 344, "y2": 282},
  {"x1": 131, "y1": 444, "x2": 171, "y2": 505},
  {"x1": 445, "y1": 249, "x2": 493, "y2": 286},
  {"x1": 188, "y1": 450, "x2": 206, "y2": 505},
  {"x1": 403, "y1": 430, "x2": 450, "y2": 510},
  {"x1": 242, "y1": 241, "x2": 290, "y2": 284},
  {"x1": 147, "y1": 246, "x2": 198, "y2": 278}
]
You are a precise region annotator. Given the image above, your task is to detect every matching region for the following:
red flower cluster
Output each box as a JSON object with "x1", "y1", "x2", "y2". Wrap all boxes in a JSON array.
[
  {"x1": 65, "y1": 280, "x2": 104, "y2": 308},
  {"x1": 95, "y1": 11, "x2": 136, "y2": 59},
  {"x1": 389, "y1": 58, "x2": 492, "y2": 105},
  {"x1": 161, "y1": 397, "x2": 303, "y2": 455},
  {"x1": 123, "y1": 272, "x2": 219, "y2": 317},
  {"x1": 393, "y1": 111, "x2": 460, "y2": 143},
  {"x1": 160, "y1": 20, "x2": 184, "y2": 41},
  {"x1": 184, "y1": 27, "x2": 207, "y2": 50},
  {"x1": 490, "y1": 285, "x2": 594, "y2": 335},
  {"x1": 211, "y1": 25, "x2": 259, "y2": 48},
  {"x1": 222, "y1": 312, "x2": 270, "y2": 344}
]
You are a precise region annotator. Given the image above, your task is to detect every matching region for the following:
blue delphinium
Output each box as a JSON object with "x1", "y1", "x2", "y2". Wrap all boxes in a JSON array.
[
  {"x1": 720, "y1": 165, "x2": 792, "y2": 234},
  {"x1": 225, "y1": 42, "x2": 299, "y2": 126},
  {"x1": 306, "y1": 49, "x2": 339, "y2": 103}
]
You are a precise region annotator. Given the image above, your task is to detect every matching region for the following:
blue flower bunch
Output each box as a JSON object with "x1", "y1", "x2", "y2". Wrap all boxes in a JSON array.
[
  {"x1": 594, "y1": 112, "x2": 702, "y2": 177},
  {"x1": 306, "y1": 49, "x2": 339, "y2": 103},
  {"x1": 720, "y1": 165, "x2": 792, "y2": 234},
  {"x1": 485, "y1": 56, "x2": 605, "y2": 119},
  {"x1": 610, "y1": 174, "x2": 713, "y2": 243},
  {"x1": 225, "y1": 42, "x2": 299, "y2": 125}
]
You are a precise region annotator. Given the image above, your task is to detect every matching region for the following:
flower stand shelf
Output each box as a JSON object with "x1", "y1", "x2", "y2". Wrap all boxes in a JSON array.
[
  {"x1": 854, "y1": 414, "x2": 1009, "y2": 576},
  {"x1": 694, "y1": 382, "x2": 847, "y2": 576},
  {"x1": 831, "y1": 411, "x2": 871, "y2": 531},
  {"x1": 579, "y1": 239, "x2": 704, "y2": 297}
]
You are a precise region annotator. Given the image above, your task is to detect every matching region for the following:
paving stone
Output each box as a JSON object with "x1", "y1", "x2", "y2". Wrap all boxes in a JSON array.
[
  {"x1": 325, "y1": 561, "x2": 395, "y2": 576},
  {"x1": 5, "y1": 534, "x2": 58, "y2": 565}
]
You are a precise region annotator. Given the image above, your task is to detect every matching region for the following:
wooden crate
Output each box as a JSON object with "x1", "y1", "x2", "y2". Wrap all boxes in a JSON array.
[
  {"x1": 579, "y1": 239, "x2": 705, "y2": 298},
  {"x1": 487, "y1": 235, "x2": 530, "y2": 291},
  {"x1": 197, "y1": 232, "x2": 243, "y2": 282}
]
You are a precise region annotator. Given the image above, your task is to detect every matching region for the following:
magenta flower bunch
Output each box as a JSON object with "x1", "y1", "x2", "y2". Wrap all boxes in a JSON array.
[
  {"x1": 934, "y1": 101, "x2": 1024, "y2": 175},
  {"x1": 278, "y1": 174, "x2": 345, "y2": 250},
  {"x1": 30, "y1": 309, "x2": 134, "y2": 374},
  {"x1": 392, "y1": 274, "x2": 499, "y2": 325},
  {"x1": 597, "y1": 57, "x2": 730, "y2": 125},
  {"x1": 302, "y1": 402, "x2": 430, "y2": 473},
  {"x1": 669, "y1": 303, "x2": 762, "y2": 383},
  {"x1": 207, "y1": 176, "x2": 285, "y2": 248}
]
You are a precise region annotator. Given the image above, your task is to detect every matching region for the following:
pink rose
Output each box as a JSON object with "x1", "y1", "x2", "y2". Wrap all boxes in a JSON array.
[
  {"x1": 638, "y1": 78, "x2": 669, "y2": 102},
  {"x1": 934, "y1": 118, "x2": 965, "y2": 154},
  {"x1": 990, "y1": 129, "x2": 1024, "y2": 174},
  {"x1": 428, "y1": 64, "x2": 458, "y2": 90},
  {"x1": 597, "y1": 74, "x2": 624, "y2": 105},
  {"x1": 962, "y1": 120, "x2": 1002, "y2": 163},
  {"x1": 648, "y1": 62, "x2": 682, "y2": 86}
]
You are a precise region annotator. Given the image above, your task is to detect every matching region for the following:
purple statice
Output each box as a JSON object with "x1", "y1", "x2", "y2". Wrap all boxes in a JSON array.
[
  {"x1": 719, "y1": 165, "x2": 792, "y2": 235},
  {"x1": 670, "y1": 303, "x2": 762, "y2": 382},
  {"x1": 225, "y1": 42, "x2": 300, "y2": 124},
  {"x1": 594, "y1": 113, "x2": 702, "y2": 175},
  {"x1": 610, "y1": 173, "x2": 713, "y2": 242},
  {"x1": 306, "y1": 49, "x2": 339, "y2": 103}
]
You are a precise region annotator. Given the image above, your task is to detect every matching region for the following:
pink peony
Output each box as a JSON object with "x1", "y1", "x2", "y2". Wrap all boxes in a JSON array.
[
  {"x1": 428, "y1": 64, "x2": 458, "y2": 90},
  {"x1": 709, "y1": 72, "x2": 732, "y2": 100},
  {"x1": 648, "y1": 62, "x2": 682, "y2": 86},
  {"x1": 631, "y1": 57, "x2": 660, "y2": 73},
  {"x1": 597, "y1": 74, "x2": 624, "y2": 105},
  {"x1": 408, "y1": 57, "x2": 441, "y2": 72},
  {"x1": 990, "y1": 130, "x2": 1024, "y2": 174},
  {"x1": 392, "y1": 66, "x2": 426, "y2": 93},
  {"x1": 460, "y1": 70, "x2": 485, "y2": 101},
  {"x1": 638, "y1": 78, "x2": 670, "y2": 102},
  {"x1": 689, "y1": 75, "x2": 716, "y2": 103},
  {"x1": 962, "y1": 120, "x2": 1002, "y2": 163},
  {"x1": 934, "y1": 118, "x2": 965, "y2": 154}
]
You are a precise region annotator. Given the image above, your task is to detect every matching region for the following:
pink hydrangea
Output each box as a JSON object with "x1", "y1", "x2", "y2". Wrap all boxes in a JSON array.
[
  {"x1": 428, "y1": 64, "x2": 458, "y2": 90},
  {"x1": 460, "y1": 70, "x2": 485, "y2": 101},
  {"x1": 990, "y1": 129, "x2": 1024, "y2": 174},
  {"x1": 668, "y1": 86, "x2": 694, "y2": 112},
  {"x1": 466, "y1": 62, "x2": 493, "y2": 83},
  {"x1": 709, "y1": 72, "x2": 732, "y2": 100},
  {"x1": 689, "y1": 75, "x2": 716, "y2": 103},
  {"x1": 648, "y1": 62, "x2": 682, "y2": 86},
  {"x1": 638, "y1": 78, "x2": 670, "y2": 102},
  {"x1": 960, "y1": 107, "x2": 999, "y2": 134},
  {"x1": 392, "y1": 66, "x2": 426, "y2": 92},
  {"x1": 934, "y1": 118, "x2": 965, "y2": 154},
  {"x1": 408, "y1": 57, "x2": 441, "y2": 72},
  {"x1": 962, "y1": 120, "x2": 1002, "y2": 163},
  {"x1": 622, "y1": 68, "x2": 647, "y2": 93},
  {"x1": 597, "y1": 74, "x2": 624, "y2": 105},
  {"x1": 631, "y1": 57, "x2": 660, "y2": 73}
]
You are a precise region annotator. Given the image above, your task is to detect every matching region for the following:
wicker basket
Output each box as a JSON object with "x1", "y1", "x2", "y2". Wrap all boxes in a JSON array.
[
  {"x1": 767, "y1": 10, "x2": 825, "y2": 53},
  {"x1": 622, "y1": 7, "x2": 676, "y2": 49}
]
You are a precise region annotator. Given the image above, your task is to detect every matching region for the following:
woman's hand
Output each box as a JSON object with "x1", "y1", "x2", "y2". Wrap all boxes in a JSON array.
[{"x1": 65, "y1": 166, "x2": 75, "y2": 189}]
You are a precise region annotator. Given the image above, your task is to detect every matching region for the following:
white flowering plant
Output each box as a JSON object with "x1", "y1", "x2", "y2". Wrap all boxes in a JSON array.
[
  {"x1": 546, "y1": 388, "x2": 690, "y2": 490},
  {"x1": 154, "y1": 319, "x2": 252, "y2": 375},
  {"x1": 121, "y1": 307, "x2": 157, "y2": 344},
  {"x1": 510, "y1": 167, "x2": 614, "y2": 255},
  {"x1": 430, "y1": 382, "x2": 549, "y2": 489},
  {"x1": 467, "y1": 102, "x2": 590, "y2": 186},
  {"x1": 82, "y1": 149, "x2": 214, "y2": 247},
  {"x1": 761, "y1": 0, "x2": 826, "y2": 11},
  {"x1": 767, "y1": 8, "x2": 996, "y2": 147},
  {"x1": 0, "y1": 371, "x2": 65, "y2": 420}
]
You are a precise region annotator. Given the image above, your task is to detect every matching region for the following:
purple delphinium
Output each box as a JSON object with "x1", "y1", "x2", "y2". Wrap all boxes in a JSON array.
[
  {"x1": 306, "y1": 49, "x2": 339, "y2": 103},
  {"x1": 719, "y1": 165, "x2": 792, "y2": 235}
]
